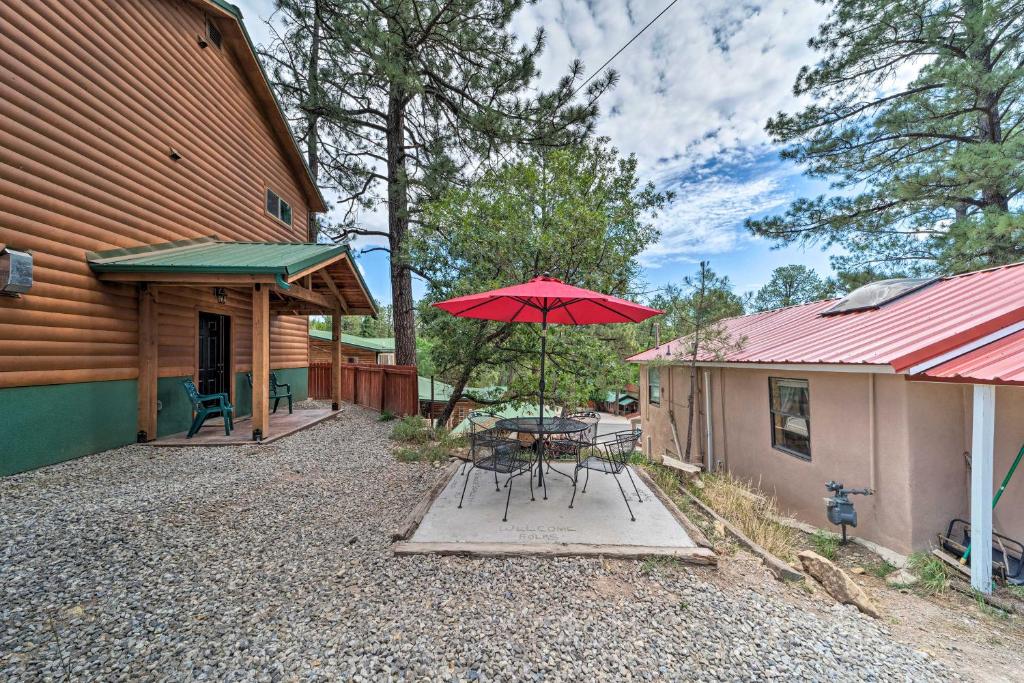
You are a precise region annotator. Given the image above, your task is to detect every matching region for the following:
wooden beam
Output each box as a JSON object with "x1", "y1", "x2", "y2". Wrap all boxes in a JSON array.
[
  {"x1": 98, "y1": 272, "x2": 276, "y2": 284},
  {"x1": 331, "y1": 311, "x2": 342, "y2": 411},
  {"x1": 285, "y1": 251, "x2": 351, "y2": 283},
  {"x1": 318, "y1": 270, "x2": 350, "y2": 314},
  {"x1": 276, "y1": 282, "x2": 335, "y2": 310},
  {"x1": 971, "y1": 383, "x2": 995, "y2": 593},
  {"x1": 136, "y1": 284, "x2": 158, "y2": 442},
  {"x1": 392, "y1": 541, "x2": 718, "y2": 563},
  {"x1": 252, "y1": 283, "x2": 270, "y2": 441}
]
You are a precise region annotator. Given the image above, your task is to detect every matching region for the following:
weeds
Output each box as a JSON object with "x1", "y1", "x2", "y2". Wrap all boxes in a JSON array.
[
  {"x1": 691, "y1": 472, "x2": 800, "y2": 561},
  {"x1": 391, "y1": 416, "x2": 432, "y2": 444},
  {"x1": 640, "y1": 556, "x2": 680, "y2": 575},
  {"x1": 378, "y1": 410, "x2": 396, "y2": 422},
  {"x1": 395, "y1": 444, "x2": 451, "y2": 464},
  {"x1": 974, "y1": 591, "x2": 1011, "y2": 620},
  {"x1": 811, "y1": 530, "x2": 840, "y2": 561},
  {"x1": 392, "y1": 420, "x2": 466, "y2": 464},
  {"x1": 866, "y1": 560, "x2": 898, "y2": 579},
  {"x1": 906, "y1": 552, "x2": 949, "y2": 594},
  {"x1": 1005, "y1": 585, "x2": 1024, "y2": 600}
]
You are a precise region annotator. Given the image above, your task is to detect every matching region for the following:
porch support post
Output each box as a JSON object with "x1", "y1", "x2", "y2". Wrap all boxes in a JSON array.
[
  {"x1": 136, "y1": 283, "x2": 158, "y2": 442},
  {"x1": 252, "y1": 283, "x2": 270, "y2": 441},
  {"x1": 970, "y1": 383, "x2": 995, "y2": 593},
  {"x1": 331, "y1": 310, "x2": 342, "y2": 411}
]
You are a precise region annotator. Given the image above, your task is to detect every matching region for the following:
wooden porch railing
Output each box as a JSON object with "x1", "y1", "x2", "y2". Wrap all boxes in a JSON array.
[{"x1": 309, "y1": 362, "x2": 418, "y2": 416}]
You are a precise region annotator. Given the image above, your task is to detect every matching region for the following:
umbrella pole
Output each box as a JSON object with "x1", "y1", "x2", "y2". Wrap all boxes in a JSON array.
[{"x1": 538, "y1": 311, "x2": 547, "y2": 496}]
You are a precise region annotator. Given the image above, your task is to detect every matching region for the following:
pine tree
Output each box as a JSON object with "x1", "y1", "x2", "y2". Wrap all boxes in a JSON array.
[
  {"x1": 262, "y1": 1, "x2": 612, "y2": 365},
  {"x1": 748, "y1": 0, "x2": 1024, "y2": 275},
  {"x1": 748, "y1": 265, "x2": 834, "y2": 312}
]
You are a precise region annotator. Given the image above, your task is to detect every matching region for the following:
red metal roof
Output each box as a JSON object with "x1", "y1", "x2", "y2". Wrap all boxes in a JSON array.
[
  {"x1": 915, "y1": 329, "x2": 1024, "y2": 385},
  {"x1": 628, "y1": 262, "x2": 1024, "y2": 373}
]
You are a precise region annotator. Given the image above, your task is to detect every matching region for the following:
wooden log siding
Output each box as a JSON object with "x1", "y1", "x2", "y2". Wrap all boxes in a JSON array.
[{"x1": 0, "y1": 0, "x2": 316, "y2": 389}]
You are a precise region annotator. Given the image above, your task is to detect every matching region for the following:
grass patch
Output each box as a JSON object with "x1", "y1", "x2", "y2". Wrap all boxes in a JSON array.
[
  {"x1": 640, "y1": 556, "x2": 680, "y2": 575},
  {"x1": 810, "y1": 530, "x2": 840, "y2": 560},
  {"x1": 392, "y1": 420, "x2": 467, "y2": 464},
  {"x1": 906, "y1": 552, "x2": 949, "y2": 594},
  {"x1": 391, "y1": 416, "x2": 432, "y2": 444},
  {"x1": 1004, "y1": 585, "x2": 1024, "y2": 600},
  {"x1": 378, "y1": 410, "x2": 396, "y2": 422},
  {"x1": 690, "y1": 472, "x2": 800, "y2": 561},
  {"x1": 395, "y1": 444, "x2": 452, "y2": 464},
  {"x1": 866, "y1": 560, "x2": 898, "y2": 579}
]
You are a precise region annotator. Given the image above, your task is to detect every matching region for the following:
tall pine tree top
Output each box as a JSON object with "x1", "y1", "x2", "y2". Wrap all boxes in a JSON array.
[{"x1": 748, "y1": 0, "x2": 1024, "y2": 275}]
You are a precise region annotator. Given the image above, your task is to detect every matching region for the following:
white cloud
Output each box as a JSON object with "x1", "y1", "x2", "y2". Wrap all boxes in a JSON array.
[
  {"x1": 235, "y1": 0, "x2": 831, "y2": 263},
  {"x1": 642, "y1": 165, "x2": 796, "y2": 267}
]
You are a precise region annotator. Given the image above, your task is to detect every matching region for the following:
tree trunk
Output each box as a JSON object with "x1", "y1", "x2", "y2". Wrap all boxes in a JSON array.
[
  {"x1": 386, "y1": 89, "x2": 417, "y2": 366},
  {"x1": 305, "y1": 3, "x2": 322, "y2": 242},
  {"x1": 437, "y1": 365, "x2": 475, "y2": 428}
]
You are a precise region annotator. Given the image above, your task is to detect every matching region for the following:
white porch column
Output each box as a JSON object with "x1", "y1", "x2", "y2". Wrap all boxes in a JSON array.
[{"x1": 971, "y1": 383, "x2": 995, "y2": 593}]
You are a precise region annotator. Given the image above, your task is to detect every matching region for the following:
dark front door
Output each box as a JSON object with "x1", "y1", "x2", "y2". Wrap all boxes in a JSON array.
[{"x1": 198, "y1": 312, "x2": 231, "y2": 396}]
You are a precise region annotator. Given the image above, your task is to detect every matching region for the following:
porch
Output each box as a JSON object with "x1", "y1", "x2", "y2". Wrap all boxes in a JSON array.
[
  {"x1": 87, "y1": 237, "x2": 378, "y2": 444},
  {"x1": 151, "y1": 407, "x2": 337, "y2": 446}
]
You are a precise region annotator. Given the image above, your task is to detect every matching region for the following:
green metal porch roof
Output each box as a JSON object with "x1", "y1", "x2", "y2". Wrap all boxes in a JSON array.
[
  {"x1": 309, "y1": 330, "x2": 395, "y2": 353},
  {"x1": 87, "y1": 237, "x2": 349, "y2": 276}
]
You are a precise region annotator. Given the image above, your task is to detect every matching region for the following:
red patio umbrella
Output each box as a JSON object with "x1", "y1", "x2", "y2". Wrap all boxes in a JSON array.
[{"x1": 433, "y1": 275, "x2": 661, "y2": 489}]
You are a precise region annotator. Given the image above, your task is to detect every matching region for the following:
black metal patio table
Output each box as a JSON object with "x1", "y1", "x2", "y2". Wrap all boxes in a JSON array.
[{"x1": 495, "y1": 416, "x2": 588, "y2": 493}]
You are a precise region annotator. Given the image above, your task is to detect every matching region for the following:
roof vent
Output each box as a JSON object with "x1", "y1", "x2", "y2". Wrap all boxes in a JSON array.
[{"x1": 821, "y1": 277, "x2": 937, "y2": 316}]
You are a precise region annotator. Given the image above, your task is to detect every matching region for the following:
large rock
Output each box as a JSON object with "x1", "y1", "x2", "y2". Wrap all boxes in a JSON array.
[{"x1": 798, "y1": 550, "x2": 880, "y2": 618}]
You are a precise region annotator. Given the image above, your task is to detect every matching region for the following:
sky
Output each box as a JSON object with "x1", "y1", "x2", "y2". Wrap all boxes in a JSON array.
[{"x1": 235, "y1": 0, "x2": 839, "y2": 301}]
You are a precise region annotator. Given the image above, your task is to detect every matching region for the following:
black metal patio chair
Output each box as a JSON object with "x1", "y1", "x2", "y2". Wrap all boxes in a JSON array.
[
  {"x1": 461, "y1": 411, "x2": 509, "y2": 475},
  {"x1": 545, "y1": 411, "x2": 600, "y2": 468},
  {"x1": 569, "y1": 428, "x2": 643, "y2": 521},
  {"x1": 458, "y1": 433, "x2": 534, "y2": 522}
]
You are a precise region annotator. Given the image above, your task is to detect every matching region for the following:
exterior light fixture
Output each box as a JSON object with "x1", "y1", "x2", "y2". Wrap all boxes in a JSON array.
[
  {"x1": 197, "y1": 34, "x2": 209, "y2": 48},
  {"x1": 0, "y1": 247, "x2": 33, "y2": 296},
  {"x1": 169, "y1": 148, "x2": 182, "y2": 161},
  {"x1": 214, "y1": 287, "x2": 227, "y2": 304}
]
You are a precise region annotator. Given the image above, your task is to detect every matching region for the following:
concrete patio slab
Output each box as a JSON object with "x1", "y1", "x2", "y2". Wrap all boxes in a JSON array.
[{"x1": 397, "y1": 462, "x2": 715, "y2": 562}]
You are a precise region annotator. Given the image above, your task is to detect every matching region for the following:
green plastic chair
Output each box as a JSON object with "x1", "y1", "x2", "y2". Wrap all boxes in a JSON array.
[
  {"x1": 245, "y1": 372, "x2": 293, "y2": 414},
  {"x1": 182, "y1": 378, "x2": 234, "y2": 438}
]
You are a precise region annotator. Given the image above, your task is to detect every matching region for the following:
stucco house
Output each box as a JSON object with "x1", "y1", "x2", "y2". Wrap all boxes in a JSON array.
[{"x1": 630, "y1": 263, "x2": 1024, "y2": 592}]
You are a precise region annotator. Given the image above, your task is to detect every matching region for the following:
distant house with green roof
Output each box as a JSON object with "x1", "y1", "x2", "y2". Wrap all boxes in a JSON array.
[{"x1": 308, "y1": 330, "x2": 395, "y2": 365}]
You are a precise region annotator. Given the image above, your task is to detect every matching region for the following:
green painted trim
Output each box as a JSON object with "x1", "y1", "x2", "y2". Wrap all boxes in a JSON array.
[
  {"x1": 157, "y1": 377, "x2": 195, "y2": 438},
  {"x1": 0, "y1": 380, "x2": 138, "y2": 476}
]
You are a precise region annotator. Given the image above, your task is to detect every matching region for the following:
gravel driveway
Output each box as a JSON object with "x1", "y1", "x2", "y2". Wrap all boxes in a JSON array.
[{"x1": 1, "y1": 405, "x2": 949, "y2": 681}]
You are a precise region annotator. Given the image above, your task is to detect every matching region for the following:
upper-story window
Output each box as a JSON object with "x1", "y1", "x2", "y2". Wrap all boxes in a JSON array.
[
  {"x1": 648, "y1": 366, "x2": 661, "y2": 406},
  {"x1": 266, "y1": 189, "x2": 292, "y2": 226},
  {"x1": 206, "y1": 17, "x2": 223, "y2": 49}
]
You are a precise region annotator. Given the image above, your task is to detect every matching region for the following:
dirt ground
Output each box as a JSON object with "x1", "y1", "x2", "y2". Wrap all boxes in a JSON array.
[{"x1": 697, "y1": 537, "x2": 1024, "y2": 682}]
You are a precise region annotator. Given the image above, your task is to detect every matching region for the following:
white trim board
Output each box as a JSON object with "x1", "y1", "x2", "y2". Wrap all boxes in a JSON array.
[
  {"x1": 638, "y1": 360, "x2": 895, "y2": 374},
  {"x1": 905, "y1": 319, "x2": 1024, "y2": 376}
]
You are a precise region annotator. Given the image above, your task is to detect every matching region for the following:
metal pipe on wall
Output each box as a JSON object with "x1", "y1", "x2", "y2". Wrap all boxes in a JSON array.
[
  {"x1": 868, "y1": 373, "x2": 877, "y2": 491},
  {"x1": 703, "y1": 368, "x2": 713, "y2": 471}
]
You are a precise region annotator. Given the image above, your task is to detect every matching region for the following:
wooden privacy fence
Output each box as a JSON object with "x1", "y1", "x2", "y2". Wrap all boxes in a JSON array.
[{"x1": 309, "y1": 362, "x2": 418, "y2": 416}]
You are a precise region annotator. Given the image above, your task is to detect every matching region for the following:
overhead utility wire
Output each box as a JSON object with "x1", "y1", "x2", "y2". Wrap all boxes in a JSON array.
[{"x1": 570, "y1": 0, "x2": 682, "y2": 99}]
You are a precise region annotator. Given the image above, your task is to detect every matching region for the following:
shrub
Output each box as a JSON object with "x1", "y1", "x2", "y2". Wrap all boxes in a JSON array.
[
  {"x1": 391, "y1": 416, "x2": 431, "y2": 444},
  {"x1": 810, "y1": 530, "x2": 840, "y2": 560},
  {"x1": 379, "y1": 410, "x2": 396, "y2": 422}
]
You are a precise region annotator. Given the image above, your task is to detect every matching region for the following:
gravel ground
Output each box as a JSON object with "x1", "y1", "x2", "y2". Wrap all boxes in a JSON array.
[{"x1": 1, "y1": 404, "x2": 952, "y2": 682}]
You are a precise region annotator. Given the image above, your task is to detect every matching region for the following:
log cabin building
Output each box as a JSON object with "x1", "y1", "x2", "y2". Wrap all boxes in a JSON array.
[{"x1": 0, "y1": 0, "x2": 375, "y2": 476}]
